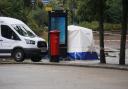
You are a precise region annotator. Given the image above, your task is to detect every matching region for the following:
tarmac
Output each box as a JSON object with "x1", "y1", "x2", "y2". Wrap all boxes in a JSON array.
[
  {"x1": 1, "y1": 62, "x2": 128, "y2": 89},
  {"x1": 0, "y1": 58, "x2": 128, "y2": 71}
]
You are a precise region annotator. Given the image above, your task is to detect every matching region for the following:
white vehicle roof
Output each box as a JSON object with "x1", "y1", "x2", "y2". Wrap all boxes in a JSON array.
[{"x1": 0, "y1": 17, "x2": 24, "y2": 25}]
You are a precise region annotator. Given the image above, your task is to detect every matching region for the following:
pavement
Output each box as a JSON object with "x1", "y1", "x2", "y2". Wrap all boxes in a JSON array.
[{"x1": 0, "y1": 58, "x2": 128, "y2": 71}]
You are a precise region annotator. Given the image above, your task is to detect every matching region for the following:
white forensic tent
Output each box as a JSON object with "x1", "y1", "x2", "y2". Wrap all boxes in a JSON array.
[{"x1": 68, "y1": 25, "x2": 98, "y2": 60}]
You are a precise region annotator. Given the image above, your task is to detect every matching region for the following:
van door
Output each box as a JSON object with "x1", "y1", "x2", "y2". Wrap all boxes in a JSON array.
[
  {"x1": 0, "y1": 25, "x2": 20, "y2": 56},
  {"x1": 0, "y1": 36, "x2": 2, "y2": 51},
  {"x1": 0, "y1": 37, "x2": 3, "y2": 56},
  {"x1": 0, "y1": 25, "x2": 3, "y2": 56},
  {"x1": 0, "y1": 36, "x2": 2, "y2": 48}
]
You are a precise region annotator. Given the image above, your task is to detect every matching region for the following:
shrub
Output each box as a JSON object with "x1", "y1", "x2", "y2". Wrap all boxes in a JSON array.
[{"x1": 79, "y1": 21, "x2": 122, "y2": 31}]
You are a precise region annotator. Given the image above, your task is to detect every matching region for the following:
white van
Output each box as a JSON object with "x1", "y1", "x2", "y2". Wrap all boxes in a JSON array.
[{"x1": 0, "y1": 17, "x2": 47, "y2": 62}]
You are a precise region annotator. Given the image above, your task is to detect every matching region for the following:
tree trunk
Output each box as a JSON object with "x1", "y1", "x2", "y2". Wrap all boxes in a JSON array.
[
  {"x1": 119, "y1": 0, "x2": 128, "y2": 65},
  {"x1": 99, "y1": 0, "x2": 106, "y2": 63}
]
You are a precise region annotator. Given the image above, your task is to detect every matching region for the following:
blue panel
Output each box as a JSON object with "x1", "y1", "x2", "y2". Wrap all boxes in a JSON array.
[
  {"x1": 51, "y1": 17, "x2": 66, "y2": 44},
  {"x1": 68, "y1": 52, "x2": 98, "y2": 60}
]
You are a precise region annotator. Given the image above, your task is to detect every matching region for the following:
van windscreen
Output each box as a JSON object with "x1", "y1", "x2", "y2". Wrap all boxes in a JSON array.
[{"x1": 12, "y1": 24, "x2": 36, "y2": 37}]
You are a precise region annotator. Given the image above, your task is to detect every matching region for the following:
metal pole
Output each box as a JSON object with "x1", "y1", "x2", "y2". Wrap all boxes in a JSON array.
[{"x1": 119, "y1": 0, "x2": 128, "y2": 65}]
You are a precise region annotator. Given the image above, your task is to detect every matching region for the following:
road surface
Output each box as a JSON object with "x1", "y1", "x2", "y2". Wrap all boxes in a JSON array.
[{"x1": 0, "y1": 64, "x2": 128, "y2": 89}]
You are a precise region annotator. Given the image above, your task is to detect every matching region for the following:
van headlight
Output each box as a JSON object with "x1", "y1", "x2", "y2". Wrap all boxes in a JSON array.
[{"x1": 25, "y1": 39, "x2": 35, "y2": 44}]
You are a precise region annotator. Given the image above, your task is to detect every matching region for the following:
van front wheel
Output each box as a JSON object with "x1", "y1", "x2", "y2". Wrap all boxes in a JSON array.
[
  {"x1": 31, "y1": 56, "x2": 42, "y2": 62},
  {"x1": 13, "y1": 49, "x2": 25, "y2": 62}
]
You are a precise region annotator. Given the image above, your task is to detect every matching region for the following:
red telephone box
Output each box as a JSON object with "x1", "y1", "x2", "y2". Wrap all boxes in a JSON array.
[{"x1": 49, "y1": 30, "x2": 60, "y2": 62}]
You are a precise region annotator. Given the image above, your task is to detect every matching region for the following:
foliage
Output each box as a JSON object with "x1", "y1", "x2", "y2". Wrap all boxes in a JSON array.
[
  {"x1": 79, "y1": 21, "x2": 99, "y2": 30},
  {"x1": 65, "y1": 0, "x2": 122, "y2": 24},
  {"x1": 0, "y1": 0, "x2": 124, "y2": 34},
  {"x1": 105, "y1": 0, "x2": 122, "y2": 23},
  {"x1": 79, "y1": 21, "x2": 122, "y2": 31},
  {"x1": 0, "y1": 0, "x2": 48, "y2": 36}
]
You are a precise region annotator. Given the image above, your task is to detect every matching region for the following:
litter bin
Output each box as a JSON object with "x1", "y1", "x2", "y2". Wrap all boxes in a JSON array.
[{"x1": 49, "y1": 30, "x2": 60, "y2": 62}]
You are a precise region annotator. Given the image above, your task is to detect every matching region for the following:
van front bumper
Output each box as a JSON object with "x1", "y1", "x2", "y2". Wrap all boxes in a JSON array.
[{"x1": 24, "y1": 48, "x2": 47, "y2": 58}]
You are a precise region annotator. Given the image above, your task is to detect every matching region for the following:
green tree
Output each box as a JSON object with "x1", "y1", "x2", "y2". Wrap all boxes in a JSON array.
[
  {"x1": 105, "y1": 0, "x2": 122, "y2": 23},
  {"x1": 65, "y1": 0, "x2": 78, "y2": 24},
  {"x1": 0, "y1": 0, "x2": 31, "y2": 22},
  {"x1": 73, "y1": 0, "x2": 122, "y2": 23},
  {"x1": 0, "y1": 0, "x2": 48, "y2": 35}
]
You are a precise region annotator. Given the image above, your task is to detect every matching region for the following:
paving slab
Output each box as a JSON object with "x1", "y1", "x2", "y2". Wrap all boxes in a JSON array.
[{"x1": 1, "y1": 59, "x2": 128, "y2": 71}]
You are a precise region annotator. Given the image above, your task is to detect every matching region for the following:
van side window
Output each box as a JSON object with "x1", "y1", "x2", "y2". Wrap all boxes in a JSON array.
[{"x1": 1, "y1": 25, "x2": 20, "y2": 40}]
